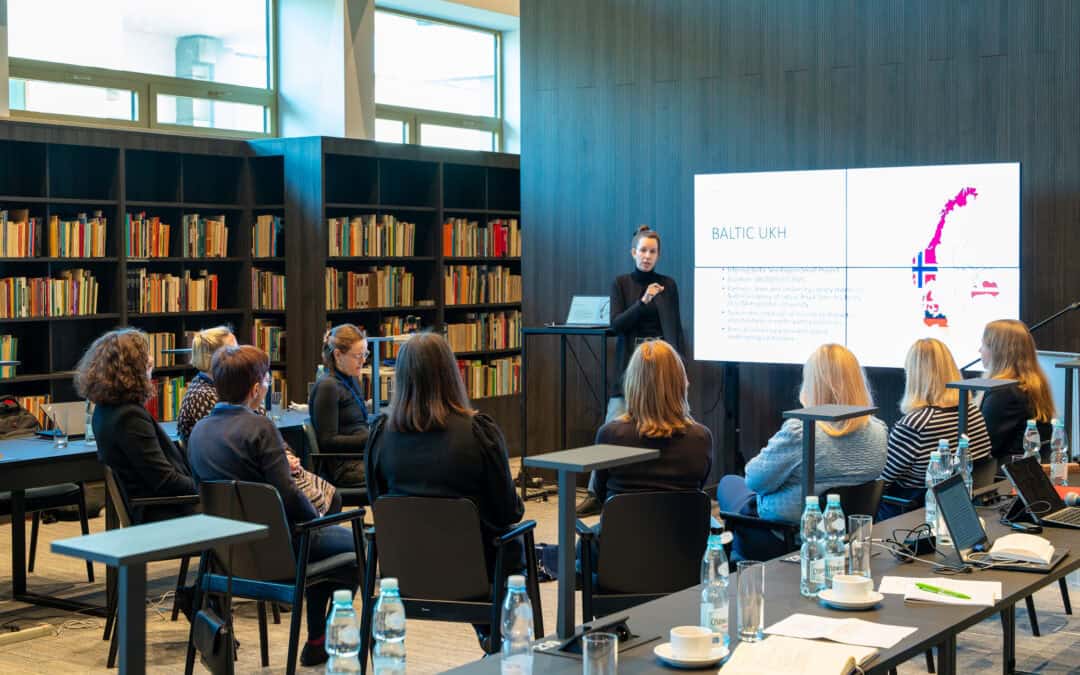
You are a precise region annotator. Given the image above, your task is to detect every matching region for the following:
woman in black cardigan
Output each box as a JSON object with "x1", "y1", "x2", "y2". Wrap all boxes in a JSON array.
[
  {"x1": 74, "y1": 328, "x2": 196, "y2": 523},
  {"x1": 308, "y1": 324, "x2": 369, "y2": 486}
]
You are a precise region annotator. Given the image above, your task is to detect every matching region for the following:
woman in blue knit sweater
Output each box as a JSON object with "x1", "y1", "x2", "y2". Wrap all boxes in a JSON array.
[{"x1": 718, "y1": 344, "x2": 888, "y2": 560}]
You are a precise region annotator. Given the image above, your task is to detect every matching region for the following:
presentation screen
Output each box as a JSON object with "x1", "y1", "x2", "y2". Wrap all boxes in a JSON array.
[{"x1": 693, "y1": 163, "x2": 1020, "y2": 368}]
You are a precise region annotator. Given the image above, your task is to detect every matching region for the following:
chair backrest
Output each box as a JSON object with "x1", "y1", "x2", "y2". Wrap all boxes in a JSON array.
[
  {"x1": 103, "y1": 466, "x2": 134, "y2": 529},
  {"x1": 198, "y1": 480, "x2": 297, "y2": 582},
  {"x1": 596, "y1": 490, "x2": 711, "y2": 595},
  {"x1": 373, "y1": 496, "x2": 491, "y2": 601},
  {"x1": 818, "y1": 479, "x2": 885, "y2": 518},
  {"x1": 971, "y1": 455, "x2": 999, "y2": 489},
  {"x1": 302, "y1": 420, "x2": 320, "y2": 456}
]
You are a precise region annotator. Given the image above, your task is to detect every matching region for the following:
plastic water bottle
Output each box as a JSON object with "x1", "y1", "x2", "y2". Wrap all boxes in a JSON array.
[
  {"x1": 1022, "y1": 419, "x2": 1041, "y2": 459},
  {"x1": 372, "y1": 578, "x2": 406, "y2": 674},
  {"x1": 925, "y1": 451, "x2": 945, "y2": 537},
  {"x1": 700, "y1": 530, "x2": 729, "y2": 647},
  {"x1": 937, "y1": 439, "x2": 952, "y2": 477},
  {"x1": 83, "y1": 400, "x2": 95, "y2": 446},
  {"x1": 1050, "y1": 418, "x2": 1069, "y2": 486},
  {"x1": 500, "y1": 575, "x2": 534, "y2": 675},
  {"x1": 952, "y1": 435, "x2": 972, "y2": 497},
  {"x1": 799, "y1": 497, "x2": 826, "y2": 597},
  {"x1": 325, "y1": 589, "x2": 361, "y2": 673},
  {"x1": 820, "y1": 494, "x2": 847, "y2": 585}
]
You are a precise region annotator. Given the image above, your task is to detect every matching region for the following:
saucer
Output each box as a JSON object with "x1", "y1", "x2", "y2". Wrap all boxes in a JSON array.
[
  {"x1": 653, "y1": 642, "x2": 729, "y2": 669},
  {"x1": 819, "y1": 588, "x2": 884, "y2": 610}
]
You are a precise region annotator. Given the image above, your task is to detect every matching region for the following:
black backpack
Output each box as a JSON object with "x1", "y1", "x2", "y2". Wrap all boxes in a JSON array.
[{"x1": 0, "y1": 396, "x2": 41, "y2": 439}]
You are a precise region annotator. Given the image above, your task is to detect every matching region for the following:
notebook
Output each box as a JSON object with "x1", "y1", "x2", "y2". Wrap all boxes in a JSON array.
[{"x1": 721, "y1": 635, "x2": 877, "y2": 675}]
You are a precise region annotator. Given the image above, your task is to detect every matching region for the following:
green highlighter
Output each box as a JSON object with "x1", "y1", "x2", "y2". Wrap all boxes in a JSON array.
[{"x1": 915, "y1": 582, "x2": 971, "y2": 600}]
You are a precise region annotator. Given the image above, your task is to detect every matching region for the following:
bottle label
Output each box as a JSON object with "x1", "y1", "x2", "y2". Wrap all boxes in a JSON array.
[
  {"x1": 700, "y1": 603, "x2": 728, "y2": 636},
  {"x1": 810, "y1": 558, "x2": 825, "y2": 586},
  {"x1": 825, "y1": 556, "x2": 845, "y2": 581}
]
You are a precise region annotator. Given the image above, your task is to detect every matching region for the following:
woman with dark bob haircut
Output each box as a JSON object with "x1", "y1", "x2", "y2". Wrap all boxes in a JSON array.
[{"x1": 75, "y1": 328, "x2": 196, "y2": 523}]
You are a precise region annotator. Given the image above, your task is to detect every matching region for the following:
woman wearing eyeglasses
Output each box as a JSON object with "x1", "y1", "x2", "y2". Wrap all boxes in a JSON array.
[{"x1": 308, "y1": 324, "x2": 370, "y2": 486}]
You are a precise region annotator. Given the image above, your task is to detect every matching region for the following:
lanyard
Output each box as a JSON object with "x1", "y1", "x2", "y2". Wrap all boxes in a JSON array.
[{"x1": 335, "y1": 370, "x2": 368, "y2": 416}]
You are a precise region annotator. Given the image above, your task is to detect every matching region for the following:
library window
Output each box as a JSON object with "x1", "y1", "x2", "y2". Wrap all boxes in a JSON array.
[
  {"x1": 7, "y1": 0, "x2": 274, "y2": 135},
  {"x1": 375, "y1": 9, "x2": 502, "y2": 151}
]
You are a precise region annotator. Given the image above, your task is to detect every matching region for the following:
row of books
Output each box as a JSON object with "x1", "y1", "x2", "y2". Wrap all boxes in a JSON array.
[
  {"x1": 359, "y1": 366, "x2": 393, "y2": 405},
  {"x1": 326, "y1": 266, "x2": 416, "y2": 310},
  {"x1": 252, "y1": 214, "x2": 284, "y2": 258},
  {"x1": 252, "y1": 268, "x2": 286, "y2": 310},
  {"x1": 446, "y1": 310, "x2": 522, "y2": 353},
  {"x1": 458, "y1": 356, "x2": 521, "y2": 399},
  {"x1": 0, "y1": 334, "x2": 16, "y2": 378},
  {"x1": 182, "y1": 214, "x2": 229, "y2": 258},
  {"x1": 442, "y1": 218, "x2": 521, "y2": 258},
  {"x1": 328, "y1": 214, "x2": 416, "y2": 257},
  {"x1": 0, "y1": 210, "x2": 39, "y2": 258},
  {"x1": 126, "y1": 212, "x2": 170, "y2": 258},
  {"x1": 18, "y1": 395, "x2": 50, "y2": 427},
  {"x1": 145, "y1": 376, "x2": 186, "y2": 422},
  {"x1": 126, "y1": 269, "x2": 219, "y2": 313},
  {"x1": 253, "y1": 319, "x2": 286, "y2": 362},
  {"x1": 0, "y1": 269, "x2": 99, "y2": 318},
  {"x1": 146, "y1": 331, "x2": 178, "y2": 367},
  {"x1": 378, "y1": 316, "x2": 411, "y2": 359},
  {"x1": 444, "y1": 265, "x2": 522, "y2": 305},
  {"x1": 271, "y1": 370, "x2": 288, "y2": 407}
]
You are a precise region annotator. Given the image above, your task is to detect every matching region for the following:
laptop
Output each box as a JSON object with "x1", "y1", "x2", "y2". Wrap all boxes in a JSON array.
[
  {"x1": 559, "y1": 296, "x2": 610, "y2": 328},
  {"x1": 37, "y1": 401, "x2": 90, "y2": 439},
  {"x1": 934, "y1": 473, "x2": 1069, "y2": 572},
  {"x1": 1002, "y1": 456, "x2": 1080, "y2": 529}
]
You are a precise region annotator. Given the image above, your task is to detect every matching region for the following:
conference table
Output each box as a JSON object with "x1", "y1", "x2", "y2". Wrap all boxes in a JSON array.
[{"x1": 448, "y1": 491, "x2": 1080, "y2": 675}]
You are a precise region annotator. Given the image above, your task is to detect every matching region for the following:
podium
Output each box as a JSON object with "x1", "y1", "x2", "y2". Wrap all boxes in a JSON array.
[
  {"x1": 1055, "y1": 360, "x2": 1080, "y2": 441},
  {"x1": 519, "y1": 326, "x2": 613, "y2": 501},
  {"x1": 946, "y1": 377, "x2": 1018, "y2": 437},
  {"x1": 782, "y1": 404, "x2": 879, "y2": 499}
]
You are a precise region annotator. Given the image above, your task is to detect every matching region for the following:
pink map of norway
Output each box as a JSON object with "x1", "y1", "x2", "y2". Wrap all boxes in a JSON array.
[{"x1": 911, "y1": 186, "x2": 999, "y2": 327}]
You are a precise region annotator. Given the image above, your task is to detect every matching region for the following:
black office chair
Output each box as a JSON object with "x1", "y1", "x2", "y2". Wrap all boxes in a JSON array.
[
  {"x1": 359, "y1": 496, "x2": 543, "y2": 673},
  {"x1": 100, "y1": 467, "x2": 201, "y2": 668},
  {"x1": 577, "y1": 490, "x2": 711, "y2": 621},
  {"x1": 0, "y1": 482, "x2": 95, "y2": 583},
  {"x1": 302, "y1": 420, "x2": 368, "y2": 507},
  {"x1": 184, "y1": 480, "x2": 365, "y2": 675}
]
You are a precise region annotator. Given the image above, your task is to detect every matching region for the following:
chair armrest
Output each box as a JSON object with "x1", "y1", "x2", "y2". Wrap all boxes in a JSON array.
[
  {"x1": 879, "y1": 495, "x2": 914, "y2": 507},
  {"x1": 494, "y1": 520, "x2": 537, "y2": 547},
  {"x1": 575, "y1": 519, "x2": 597, "y2": 538},
  {"x1": 294, "y1": 507, "x2": 366, "y2": 533},
  {"x1": 717, "y1": 511, "x2": 797, "y2": 533},
  {"x1": 129, "y1": 494, "x2": 201, "y2": 508}
]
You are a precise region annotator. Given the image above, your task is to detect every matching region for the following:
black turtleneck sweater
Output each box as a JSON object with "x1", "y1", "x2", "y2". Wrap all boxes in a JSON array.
[
  {"x1": 609, "y1": 267, "x2": 683, "y2": 395},
  {"x1": 630, "y1": 269, "x2": 663, "y2": 338}
]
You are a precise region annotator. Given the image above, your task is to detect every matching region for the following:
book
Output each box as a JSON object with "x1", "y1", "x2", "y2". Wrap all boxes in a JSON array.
[
  {"x1": 17, "y1": 395, "x2": 51, "y2": 428},
  {"x1": 326, "y1": 266, "x2": 415, "y2": 310},
  {"x1": 722, "y1": 635, "x2": 878, "y2": 675},
  {"x1": 446, "y1": 310, "x2": 522, "y2": 352},
  {"x1": 252, "y1": 214, "x2": 284, "y2": 257},
  {"x1": 989, "y1": 533, "x2": 1055, "y2": 566},
  {"x1": 181, "y1": 214, "x2": 228, "y2": 258},
  {"x1": 456, "y1": 355, "x2": 521, "y2": 399},
  {"x1": 49, "y1": 211, "x2": 106, "y2": 258},
  {"x1": 253, "y1": 319, "x2": 286, "y2": 362},
  {"x1": 328, "y1": 214, "x2": 415, "y2": 257},
  {"x1": 443, "y1": 218, "x2": 520, "y2": 257},
  {"x1": 146, "y1": 332, "x2": 177, "y2": 367},
  {"x1": 444, "y1": 265, "x2": 521, "y2": 305},
  {"x1": 0, "y1": 269, "x2": 99, "y2": 318},
  {"x1": 125, "y1": 212, "x2": 170, "y2": 258},
  {"x1": 0, "y1": 334, "x2": 17, "y2": 377},
  {"x1": 145, "y1": 376, "x2": 187, "y2": 422},
  {"x1": 252, "y1": 268, "x2": 286, "y2": 310},
  {"x1": 1, "y1": 209, "x2": 42, "y2": 258},
  {"x1": 126, "y1": 268, "x2": 219, "y2": 313}
]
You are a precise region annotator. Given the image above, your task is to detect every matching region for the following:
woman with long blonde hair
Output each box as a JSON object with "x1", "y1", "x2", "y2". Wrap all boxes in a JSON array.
[
  {"x1": 877, "y1": 338, "x2": 992, "y2": 519},
  {"x1": 978, "y1": 319, "x2": 1055, "y2": 458},
  {"x1": 717, "y1": 344, "x2": 887, "y2": 561}
]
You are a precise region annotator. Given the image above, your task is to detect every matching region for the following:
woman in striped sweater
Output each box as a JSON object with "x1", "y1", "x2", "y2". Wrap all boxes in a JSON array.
[{"x1": 877, "y1": 338, "x2": 992, "y2": 520}]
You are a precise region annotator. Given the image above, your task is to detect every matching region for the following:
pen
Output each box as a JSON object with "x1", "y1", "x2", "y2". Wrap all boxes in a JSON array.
[{"x1": 915, "y1": 582, "x2": 971, "y2": 600}]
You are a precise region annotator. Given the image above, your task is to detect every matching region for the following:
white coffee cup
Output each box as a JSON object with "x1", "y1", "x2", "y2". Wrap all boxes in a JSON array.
[
  {"x1": 831, "y1": 574, "x2": 874, "y2": 601},
  {"x1": 669, "y1": 625, "x2": 713, "y2": 659}
]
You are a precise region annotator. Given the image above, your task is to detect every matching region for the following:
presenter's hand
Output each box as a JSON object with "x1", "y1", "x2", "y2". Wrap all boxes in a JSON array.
[{"x1": 642, "y1": 283, "x2": 665, "y2": 303}]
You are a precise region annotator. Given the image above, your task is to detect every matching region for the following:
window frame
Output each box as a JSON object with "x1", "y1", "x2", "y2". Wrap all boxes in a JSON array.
[
  {"x1": 7, "y1": 1, "x2": 277, "y2": 139},
  {"x1": 373, "y1": 7, "x2": 503, "y2": 152}
]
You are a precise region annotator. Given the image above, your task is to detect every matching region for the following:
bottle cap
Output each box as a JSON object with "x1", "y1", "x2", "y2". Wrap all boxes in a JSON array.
[
  {"x1": 1053, "y1": 418, "x2": 1063, "y2": 427},
  {"x1": 1027, "y1": 419, "x2": 1036, "y2": 427},
  {"x1": 333, "y1": 589, "x2": 353, "y2": 606},
  {"x1": 826, "y1": 494, "x2": 841, "y2": 505},
  {"x1": 805, "y1": 496, "x2": 819, "y2": 506},
  {"x1": 930, "y1": 451, "x2": 942, "y2": 460},
  {"x1": 937, "y1": 439, "x2": 949, "y2": 449},
  {"x1": 507, "y1": 574, "x2": 526, "y2": 589},
  {"x1": 380, "y1": 577, "x2": 399, "y2": 592}
]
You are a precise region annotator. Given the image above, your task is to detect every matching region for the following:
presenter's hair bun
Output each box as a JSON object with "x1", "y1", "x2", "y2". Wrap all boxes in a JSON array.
[{"x1": 632, "y1": 225, "x2": 660, "y2": 250}]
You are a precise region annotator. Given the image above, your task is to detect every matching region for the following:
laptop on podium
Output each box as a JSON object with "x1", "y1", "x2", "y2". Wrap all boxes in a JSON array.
[
  {"x1": 555, "y1": 295, "x2": 610, "y2": 328},
  {"x1": 1003, "y1": 455, "x2": 1080, "y2": 529}
]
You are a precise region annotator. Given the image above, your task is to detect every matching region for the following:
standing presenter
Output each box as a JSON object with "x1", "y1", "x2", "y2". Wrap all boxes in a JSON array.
[{"x1": 578, "y1": 225, "x2": 685, "y2": 515}]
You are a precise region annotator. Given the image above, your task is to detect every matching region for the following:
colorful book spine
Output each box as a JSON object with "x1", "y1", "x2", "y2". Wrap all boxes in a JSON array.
[
  {"x1": 252, "y1": 268, "x2": 286, "y2": 310},
  {"x1": 443, "y1": 218, "x2": 521, "y2": 258},
  {"x1": 47, "y1": 211, "x2": 107, "y2": 258},
  {"x1": 126, "y1": 268, "x2": 219, "y2": 313},
  {"x1": 326, "y1": 266, "x2": 415, "y2": 310},
  {"x1": 0, "y1": 269, "x2": 99, "y2": 318},
  {"x1": 252, "y1": 214, "x2": 284, "y2": 257},
  {"x1": 328, "y1": 214, "x2": 416, "y2": 257},
  {"x1": 455, "y1": 356, "x2": 522, "y2": 399},
  {"x1": 146, "y1": 332, "x2": 177, "y2": 367},
  {"x1": 443, "y1": 265, "x2": 522, "y2": 305},
  {"x1": 182, "y1": 214, "x2": 228, "y2": 258},
  {"x1": 446, "y1": 310, "x2": 522, "y2": 353},
  {"x1": 17, "y1": 395, "x2": 51, "y2": 427},
  {"x1": 125, "y1": 212, "x2": 170, "y2": 258},
  {"x1": 0, "y1": 334, "x2": 17, "y2": 377},
  {"x1": 0, "y1": 210, "x2": 42, "y2": 258},
  {"x1": 253, "y1": 319, "x2": 286, "y2": 362},
  {"x1": 146, "y1": 376, "x2": 187, "y2": 422}
]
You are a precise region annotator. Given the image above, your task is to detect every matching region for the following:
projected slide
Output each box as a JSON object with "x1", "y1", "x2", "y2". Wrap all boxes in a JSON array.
[{"x1": 694, "y1": 163, "x2": 1020, "y2": 368}]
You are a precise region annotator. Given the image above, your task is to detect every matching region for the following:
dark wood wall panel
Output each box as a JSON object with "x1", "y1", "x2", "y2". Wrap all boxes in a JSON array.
[{"x1": 520, "y1": 0, "x2": 1080, "y2": 472}]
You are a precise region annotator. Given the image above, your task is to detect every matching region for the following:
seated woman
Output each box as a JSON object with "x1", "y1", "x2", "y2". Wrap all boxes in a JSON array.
[
  {"x1": 186, "y1": 345, "x2": 358, "y2": 668},
  {"x1": 365, "y1": 332, "x2": 525, "y2": 580},
  {"x1": 75, "y1": 328, "x2": 196, "y2": 523},
  {"x1": 978, "y1": 319, "x2": 1055, "y2": 460},
  {"x1": 308, "y1": 324, "x2": 369, "y2": 486},
  {"x1": 717, "y1": 344, "x2": 888, "y2": 561},
  {"x1": 877, "y1": 338, "x2": 992, "y2": 520},
  {"x1": 178, "y1": 325, "x2": 338, "y2": 515},
  {"x1": 592, "y1": 339, "x2": 712, "y2": 504}
]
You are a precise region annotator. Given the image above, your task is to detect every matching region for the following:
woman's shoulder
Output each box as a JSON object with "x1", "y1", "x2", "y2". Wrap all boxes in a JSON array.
[
  {"x1": 469, "y1": 411, "x2": 505, "y2": 446},
  {"x1": 859, "y1": 416, "x2": 889, "y2": 439}
]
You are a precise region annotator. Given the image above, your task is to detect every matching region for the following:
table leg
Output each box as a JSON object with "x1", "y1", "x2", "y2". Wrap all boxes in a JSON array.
[
  {"x1": 936, "y1": 634, "x2": 956, "y2": 675},
  {"x1": 106, "y1": 482, "x2": 119, "y2": 630},
  {"x1": 957, "y1": 390, "x2": 969, "y2": 438},
  {"x1": 118, "y1": 564, "x2": 147, "y2": 675},
  {"x1": 556, "y1": 469, "x2": 576, "y2": 639},
  {"x1": 560, "y1": 335, "x2": 567, "y2": 451},
  {"x1": 1000, "y1": 605, "x2": 1015, "y2": 674},
  {"x1": 11, "y1": 489, "x2": 26, "y2": 596}
]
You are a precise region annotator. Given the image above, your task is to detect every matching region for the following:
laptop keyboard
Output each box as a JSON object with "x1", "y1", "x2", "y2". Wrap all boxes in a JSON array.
[{"x1": 1047, "y1": 507, "x2": 1080, "y2": 526}]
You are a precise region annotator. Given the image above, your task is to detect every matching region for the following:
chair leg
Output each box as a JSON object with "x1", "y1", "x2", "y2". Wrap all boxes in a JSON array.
[
  {"x1": 359, "y1": 535, "x2": 378, "y2": 675},
  {"x1": 184, "y1": 554, "x2": 209, "y2": 675},
  {"x1": 523, "y1": 531, "x2": 544, "y2": 638},
  {"x1": 171, "y1": 556, "x2": 191, "y2": 621},
  {"x1": 1024, "y1": 595, "x2": 1041, "y2": 637},
  {"x1": 286, "y1": 534, "x2": 312, "y2": 675},
  {"x1": 77, "y1": 483, "x2": 94, "y2": 583},
  {"x1": 28, "y1": 512, "x2": 39, "y2": 573},
  {"x1": 103, "y1": 583, "x2": 118, "y2": 641},
  {"x1": 924, "y1": 648, "x2": 935, "y2": 673},
  {"x1": 257, "y1": 601, "x2": 270, "y2": 668},
  {"x1": 107, "y1": 620, "x2": 119, "y2": 669},
  {"x1": 1060, "y1": 577, "x2": 1073, "y2": 615},
  {"x1": 272, "y1": 603, "x2": 282, "y2": 624}
]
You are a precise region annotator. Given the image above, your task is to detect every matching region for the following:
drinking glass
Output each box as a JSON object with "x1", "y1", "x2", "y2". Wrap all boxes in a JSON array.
[
  {"x1": 583, "y1": 632, "x2": 618, "y2": 675},
  {"x1": 848, "y1": 514, "x2": 873, "y2": 578},
  {"x1": 52, "y1": 406, "x2": 69, "y2": 449},
  {"x1": 270, "y1": 391, "x2": 283, "y2": 421},
  {"x1": 736, "y1": 560, "x2": 764, "y2": 642}
]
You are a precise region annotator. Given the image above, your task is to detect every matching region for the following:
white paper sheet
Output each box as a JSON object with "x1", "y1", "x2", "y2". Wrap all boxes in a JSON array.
[{"x1": 764, "y1": 614, "x2": 917, "y2": 649}]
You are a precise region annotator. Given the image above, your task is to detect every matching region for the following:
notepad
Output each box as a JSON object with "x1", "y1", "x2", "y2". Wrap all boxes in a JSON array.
[
  {"x1": 879, "y1": 576, "x2": 1001, "y2": 607},
  {"x1": 765, "y1": 614, "x2": 916, "y2": 649},
  {"x1": 721, "y1": 635, "x2": 878, "y2": 675},
  {"x1": 989, "y1": 533, "x2": 1055, "y2": 566}
]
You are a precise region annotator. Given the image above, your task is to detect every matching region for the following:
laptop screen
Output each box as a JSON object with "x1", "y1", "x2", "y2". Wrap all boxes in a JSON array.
[
  {"x1": 1003, "y1": 456, "x2": 1067, "y2": 512},
  {"x1": 934, "y1": 474, "x2": 988, "y2": 553}
]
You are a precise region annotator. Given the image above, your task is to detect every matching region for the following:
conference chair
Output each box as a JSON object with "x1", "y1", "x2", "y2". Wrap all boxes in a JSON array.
[
  {"x1": 0, "y1": 482, "x2": 95, "y2": 583},
  {"x1": 184, "y1": 480, "x2": 365, "y2": 675},
  {"x1": 359, "y1": 496, "x2": 544, "y2": 674},
  {"x1": 101, "y1": 467, "x2": 201, "y2": 668},
  {"x1": 302, "y1": 420, "x2": 368, "y2": 507},
  {"x1": 577, "y1": 490, "x2": 711, "y2": 621}
]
